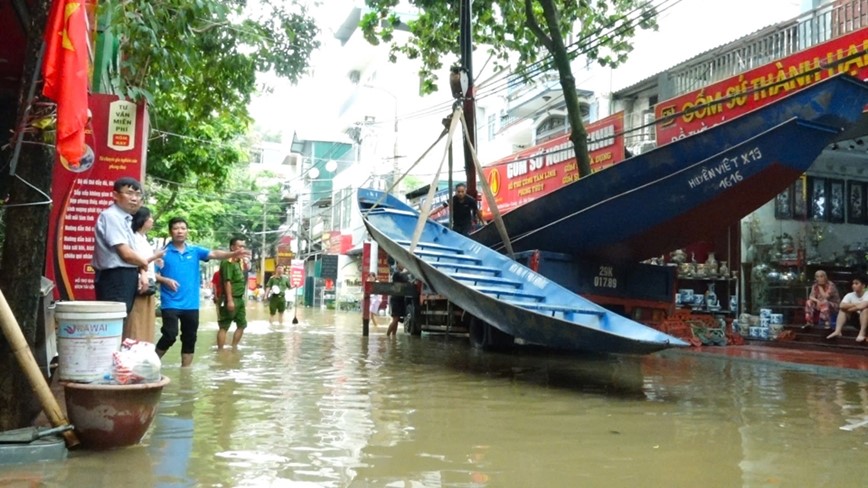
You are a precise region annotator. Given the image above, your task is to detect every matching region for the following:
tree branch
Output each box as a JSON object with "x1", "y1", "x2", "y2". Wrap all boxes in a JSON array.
[{"x1": 524, "y1": 0, "x2": 554, "y2": 52}]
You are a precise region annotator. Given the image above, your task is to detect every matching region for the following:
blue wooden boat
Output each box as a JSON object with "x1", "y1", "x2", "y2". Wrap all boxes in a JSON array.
[
  {"x1": 358, "y1": 188, "x2": 690, "y2": 354},
  {"x1": 472, "y1": 74, "x2": 868, "y2": 261}
]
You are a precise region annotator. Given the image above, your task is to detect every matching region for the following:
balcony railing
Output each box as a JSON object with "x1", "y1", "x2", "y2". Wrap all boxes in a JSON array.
[
  {"x1": 506, "y1": 70, "x2": 561, "y2": 102},
  {"x1": 668, "y1": 0, "x2": 868, "y2": 96}
]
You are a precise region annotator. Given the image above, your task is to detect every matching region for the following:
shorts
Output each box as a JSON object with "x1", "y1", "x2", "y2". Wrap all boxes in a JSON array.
[
  {"x1": 218, "y1": 297, "x2": 247, "y2": 329},
  {"x1": 390, "y1": 296, "x2": 407, "y2": 318},
  {"x1": 269, "y1": 296, "x2": 287, "y2": 315}
]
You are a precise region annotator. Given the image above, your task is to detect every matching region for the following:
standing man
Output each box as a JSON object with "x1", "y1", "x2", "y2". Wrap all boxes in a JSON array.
[
  {"x1": 386, "y1": 265, "x2": 410, "y2": 337},
  {"x1": 448, "y1": 183, "x2": 482, "y2": 236},
  {"x1": 827, "y1": 275, "x2": 868, "y2": 341},
  {"x1": 93, "y1": 177, "x2": 162, "y2": 314},
  {"x1": 155, "y1": 218, "x2": 249, "y2": 366},
  {"x1": 265, "y1": 265, "x2": 291, "y2": 325},
  {"x1": 217, "y1": 237, "x2": 250, "y2": 349}
]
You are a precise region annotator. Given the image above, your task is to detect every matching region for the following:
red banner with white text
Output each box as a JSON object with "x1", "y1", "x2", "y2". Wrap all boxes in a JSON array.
[
  {"x1": 655, "y1": 26, "x2": 868, "y2": 144},
  {"x1": 289, "y1": 259, "x2": 305, "y2": 288},
  {"x1": 479, "y1": 112, "x2": 625, "y2": 220}
]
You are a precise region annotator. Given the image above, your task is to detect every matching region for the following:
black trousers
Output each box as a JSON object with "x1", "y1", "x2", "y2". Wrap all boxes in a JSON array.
[
  {"x1": 94, "y1": 267, "x2": 139, "y2": 313},
  {"x1": 156, "y1": 309, "x2": 200, "y2": 354}
]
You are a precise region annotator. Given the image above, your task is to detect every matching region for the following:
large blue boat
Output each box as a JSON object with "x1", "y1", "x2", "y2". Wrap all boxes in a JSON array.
[
  {"x1": 359, "y1": 116, "x2": 856, "y2": 354},
  {"x1": 471, "y1": 74, "x2": 868, "y2": 262}
]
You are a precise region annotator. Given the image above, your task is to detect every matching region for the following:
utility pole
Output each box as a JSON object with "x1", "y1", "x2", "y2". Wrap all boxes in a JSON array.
[{"x1": 459, "y1": 0, "x2": 477, "y2": 199}]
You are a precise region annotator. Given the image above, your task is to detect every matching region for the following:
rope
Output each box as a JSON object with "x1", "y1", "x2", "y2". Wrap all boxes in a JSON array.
[
  {"x1": 408, "y1": 107, "x2": 463, "y2": 255},
  {"x1": 361, "y1": 125, "x2": 449, "y2": 217},
  {"x1": 457, "y1": 109, "x2": 515, "y2": 260}
]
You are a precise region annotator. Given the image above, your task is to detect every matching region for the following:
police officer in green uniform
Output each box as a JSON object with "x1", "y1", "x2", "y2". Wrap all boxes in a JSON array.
[
  {"x1": 266, "y1": 265, "x2": 291, "y2": 325},
  {"x1": 217, "y1": 237, "x2": 249, "y2": 350}
]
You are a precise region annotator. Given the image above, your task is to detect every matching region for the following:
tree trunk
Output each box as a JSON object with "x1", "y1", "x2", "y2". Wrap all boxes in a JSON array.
[
  {"x1": 538, "y1": 0, "x2": 592, "y2": 177},
  {"x1": 0, "y1": 0, "x2": 52, "y2": 431}
]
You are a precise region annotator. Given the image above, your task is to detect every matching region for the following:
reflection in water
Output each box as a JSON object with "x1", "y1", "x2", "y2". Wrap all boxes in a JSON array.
[
  {"x1": 149, "y1": 369, "x2": 196, "y2": 487},
  {"x1": 3, "y1": 303, "x2": 868, "y2": 487}
]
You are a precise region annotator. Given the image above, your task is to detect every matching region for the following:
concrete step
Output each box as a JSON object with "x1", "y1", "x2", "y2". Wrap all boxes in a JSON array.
[{"x1": 771, "y1": 325, "x2": 868, "y2": 356}]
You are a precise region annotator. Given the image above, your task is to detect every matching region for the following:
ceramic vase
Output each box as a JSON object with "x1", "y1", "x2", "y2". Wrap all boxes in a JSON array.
[{"x1": 705, "y1": 252, "x2": 717, "y2": 277}]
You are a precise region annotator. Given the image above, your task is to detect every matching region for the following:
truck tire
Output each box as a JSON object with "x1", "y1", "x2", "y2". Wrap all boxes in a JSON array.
[
  {"x1": 468, "y1": 315, "x2": 514, "y2": 350},
  {"x1": 403, "y1": 300, "x2": 422, "y2": 336}
]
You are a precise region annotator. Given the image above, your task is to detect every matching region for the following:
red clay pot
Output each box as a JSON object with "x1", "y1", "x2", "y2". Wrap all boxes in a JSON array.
[{"x1": 62, "y1": 376, "x2": 170, "y2": 450}]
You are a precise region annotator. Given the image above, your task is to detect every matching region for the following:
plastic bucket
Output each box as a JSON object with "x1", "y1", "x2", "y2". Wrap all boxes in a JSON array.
[{"x1": 56, "y1": 301, "x2": 126, "y2": 383}]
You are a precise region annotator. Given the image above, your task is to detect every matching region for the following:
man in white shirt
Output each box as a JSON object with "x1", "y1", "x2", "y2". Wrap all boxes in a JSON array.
[
  {"x1": 93, "y1": 178, "x2": 153, "y2": 313},
  {"x1": 827, "y1": 275, "x2": 868, "y2": 341}
]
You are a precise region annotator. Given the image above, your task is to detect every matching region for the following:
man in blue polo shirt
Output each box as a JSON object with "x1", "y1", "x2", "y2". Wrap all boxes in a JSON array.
[{"x1": 155, "y1": 217, "x2": 250, "y2": 367}]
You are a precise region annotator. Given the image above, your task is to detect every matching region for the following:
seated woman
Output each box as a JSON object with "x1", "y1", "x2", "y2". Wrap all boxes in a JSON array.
[{"x1": 804, "y1": 270, "x2": 840, "y2": 328}]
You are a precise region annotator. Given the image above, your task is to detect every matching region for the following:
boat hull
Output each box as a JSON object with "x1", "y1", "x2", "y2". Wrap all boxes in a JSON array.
[
  {"x1": 361, "y1": 196, "x2": 689, "y2": 355},
  {"x1": 472, "y1": 75, "x2": 868, "y2": 261}
]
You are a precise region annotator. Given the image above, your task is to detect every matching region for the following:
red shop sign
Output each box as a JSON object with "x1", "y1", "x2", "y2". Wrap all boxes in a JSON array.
[{"x1": 655, "y1": 26, "x2": 868, "y2": 144}]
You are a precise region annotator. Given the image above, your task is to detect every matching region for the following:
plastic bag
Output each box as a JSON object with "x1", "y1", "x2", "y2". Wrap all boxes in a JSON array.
[{"x1": 112, "y1": 339, "x2": 162, "y2": 384}]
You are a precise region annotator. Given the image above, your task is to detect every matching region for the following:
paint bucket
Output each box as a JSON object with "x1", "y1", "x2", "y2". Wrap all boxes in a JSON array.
[{"x1": 55, "y1": 301, "x2": 126, "y2": 383}]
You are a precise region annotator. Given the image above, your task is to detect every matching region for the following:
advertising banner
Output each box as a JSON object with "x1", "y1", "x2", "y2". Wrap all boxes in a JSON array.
[
  {"x1": 289, "y1": 259, "x2": 305, "y2": 288},
  {"x1": 45, "y1": 94, "x2": 148, "y2": 300},
  {"x1": 655, "y1": 26, "x2": 868, "y2": 144},
  {"x1": 276, "y1": 235, "x2": 294, "y2": 267},
  {"x1": 479, "y1": 112, "x2": 625, "y2": 220}
]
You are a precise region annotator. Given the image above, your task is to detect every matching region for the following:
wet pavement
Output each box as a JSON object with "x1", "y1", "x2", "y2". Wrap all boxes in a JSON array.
[{"x1": 3, "y1": 302, "x2": 868, "y2": 487}]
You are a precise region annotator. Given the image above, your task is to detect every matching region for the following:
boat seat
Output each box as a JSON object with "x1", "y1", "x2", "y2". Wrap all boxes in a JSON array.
[
  {"x1": 504, "y1": 301, "x2": 605, "y2": 317},
  {"x1": 476, "y1": 287, "x2": 544, "y2": 301},
  {"x1": 450, "y1": 272, "x2": 522, "y2": 288},
  {"x1": 397, "y1": 240, "x2": 462, "y2": 254},
  {"x1": 414, "y1": 249, "x2": 481, "y2": 263},
  {"x1": 428, "y1": 262, "x2": 502, "y2": 276}
]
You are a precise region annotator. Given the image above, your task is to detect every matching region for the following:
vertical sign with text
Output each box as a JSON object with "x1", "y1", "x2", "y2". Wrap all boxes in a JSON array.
[
  {"x1": 45, "y1": 94, "x2": 149, "y2": 300},
  {"x1": 289, "y1": 259, "x2": 305, "y2": 288}
]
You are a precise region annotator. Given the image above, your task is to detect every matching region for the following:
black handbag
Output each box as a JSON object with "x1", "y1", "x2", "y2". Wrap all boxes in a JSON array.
[{"x1": 140, "y1": 277, "x2": 157, "y2": 296}]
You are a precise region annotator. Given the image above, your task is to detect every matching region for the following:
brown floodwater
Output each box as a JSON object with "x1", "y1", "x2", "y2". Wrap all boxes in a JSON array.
[{"x1": 3, "y1": 302, "x2": 868, "y2": 487}]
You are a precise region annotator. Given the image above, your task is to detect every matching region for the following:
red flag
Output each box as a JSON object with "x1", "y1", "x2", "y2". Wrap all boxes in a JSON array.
[{"x1": 42, "y1": 0, "x2": 90, "y2": 166}]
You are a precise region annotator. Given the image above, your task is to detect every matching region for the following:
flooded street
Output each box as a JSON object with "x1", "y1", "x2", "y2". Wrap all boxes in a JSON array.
[{"x1": 4, "y1": 302, "x2": 868, "y2": 487}]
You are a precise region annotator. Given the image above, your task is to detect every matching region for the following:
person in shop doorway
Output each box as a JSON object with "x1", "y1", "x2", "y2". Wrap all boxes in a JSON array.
[
  {"x1": 265, "y1": 265, "x2": 291, "y2": 325},
  {"x1": 217, "y1": 237, "x2": 250, "y2": 350},
  {"x1": 93, "y1": 177, "x2": 162, "y2": 315},
  {"x1": 387, "y1": 266, "x2": 410, "y2": 336},
  {"x1": 827, "y1": 275, "x2": 868, "y2": 341},
  {"x1": 803, "y1": 270, "x2": 840, "y2": 329},
  {"x1": 154, "y1": 218, "x2": 250, "y2": 366},
  {"x1": 445, "y1": 183, "x2": 482, "y2": 236}
]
